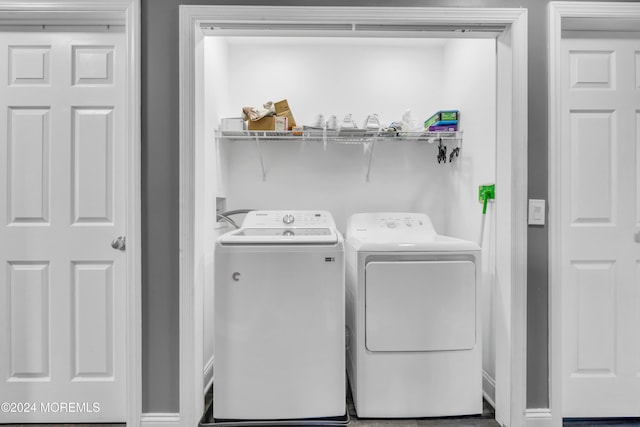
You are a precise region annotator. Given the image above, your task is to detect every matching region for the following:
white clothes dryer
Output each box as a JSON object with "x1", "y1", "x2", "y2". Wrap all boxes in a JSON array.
[
  {"x1": 345, "y1": 212, "x2": 482, "y2": 418},
  {"x1": 214, "y1": 210, "x2": 345, "y2": 421}
]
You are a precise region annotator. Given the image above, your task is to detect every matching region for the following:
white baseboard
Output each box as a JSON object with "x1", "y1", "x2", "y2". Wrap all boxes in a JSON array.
[
  {"x1": 204, "y1": 355, "x2": 214, "y2": 393},
  {"x1": 140, "y1": 413, "x2": 181, "y2": 427},
  {"x1": 525, "y1": 408, "x2": 552, "y2": 427},
  {"x1": 482, "y1": 369, "x2": 496, "y2": 408}
]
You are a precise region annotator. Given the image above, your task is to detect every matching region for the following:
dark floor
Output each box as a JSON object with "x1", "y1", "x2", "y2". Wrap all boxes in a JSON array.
[
  {"x1": 200, "y1": 385, "x2": 640, "y2": 426},
  {"x1": 200, "y1": 384, "x2": 499, "y2": 427},
  {"x1": 344, "y1": 390, "x2": 498, "y2": 427},
  {"x1": 5, "y1": 415, "x2": 640, "y2": 426},
  {"x1": 563, "y1": 420, "x2": 640, "y2": 426},
  {"x1": 5, "y1": 420, "x2": 640, "y2": 426},
  {"x1": 5, "y1": 396, "x2": 640, "y2": 427}
]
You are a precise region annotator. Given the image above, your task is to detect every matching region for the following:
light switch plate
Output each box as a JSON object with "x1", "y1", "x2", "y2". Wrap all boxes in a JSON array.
[{"x1": 528, "y1": 199, "x2": 546, "y2": 225}]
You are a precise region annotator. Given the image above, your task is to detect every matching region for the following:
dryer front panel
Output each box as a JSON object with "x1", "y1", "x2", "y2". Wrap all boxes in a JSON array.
[{"x1": 365, "y1": 260, "x2": 475, "y2": 352}]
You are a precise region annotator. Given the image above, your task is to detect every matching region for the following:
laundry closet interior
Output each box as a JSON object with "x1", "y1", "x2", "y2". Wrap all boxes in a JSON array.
[{"x1": 196, "y1": 18, "x2": 499, "y2": 414}]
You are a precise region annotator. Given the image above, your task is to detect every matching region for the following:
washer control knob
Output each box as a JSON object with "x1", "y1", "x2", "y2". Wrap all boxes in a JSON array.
[{"x1": 283, "y1": 214, "x2": 295, "y2": 225}]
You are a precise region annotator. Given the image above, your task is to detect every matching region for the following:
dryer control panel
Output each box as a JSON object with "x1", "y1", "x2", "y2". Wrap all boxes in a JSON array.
[
  {"x1": 346, "y1": 213, "x2": 438, "y2": 247},
  {"x1": 346, "y1": 212, "x2": 479, "y2": 252},
  {"x1": 348, "y1": 213, "x2": 436, "y2": 233},
  {"x1": 379, "y1": 216, "x2": 425, "y2": 230},
  {"x1": 241, "y1": 210, "x2": 337, "y2": 229}
]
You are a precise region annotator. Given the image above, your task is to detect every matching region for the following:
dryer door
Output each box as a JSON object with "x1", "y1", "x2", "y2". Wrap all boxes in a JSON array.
[{"x1": 365, "y1": 260, "x2": 475, "y2": 352}]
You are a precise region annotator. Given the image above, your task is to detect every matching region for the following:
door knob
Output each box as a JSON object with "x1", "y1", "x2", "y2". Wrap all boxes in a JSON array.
[{"x1": 111, "y1": 236, "x2": 126, "y2": 251}]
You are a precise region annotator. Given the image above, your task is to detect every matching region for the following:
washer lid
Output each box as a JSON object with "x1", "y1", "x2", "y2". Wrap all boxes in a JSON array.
[{"x1": 219, "y1": 227, "x2": 338, "y2": 245}]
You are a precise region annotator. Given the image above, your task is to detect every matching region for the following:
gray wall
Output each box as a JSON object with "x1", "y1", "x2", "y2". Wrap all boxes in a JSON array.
[
  {"x1": 140, "y1": 0, "x2": 636, "y2": 414},
  {"x1": 142, "y1": 0, "x2": 180, "y2": 412}
]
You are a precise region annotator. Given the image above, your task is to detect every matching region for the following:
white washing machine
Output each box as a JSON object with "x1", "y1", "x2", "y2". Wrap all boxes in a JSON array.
[
  {"x1": 345, "y1": 212, "x2": 482, "y2": 418},
  {"x1": 214, "y1": 210, "x2": 345, "y2": 421}
]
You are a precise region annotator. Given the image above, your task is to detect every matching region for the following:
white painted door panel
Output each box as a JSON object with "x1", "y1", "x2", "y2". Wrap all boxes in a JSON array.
[
  {"x1": 0, "y1": 31, "x2": 126, "y2": 422},
  {"x1": 561, "y1": 37, "x2": 640, "y2": 417}
]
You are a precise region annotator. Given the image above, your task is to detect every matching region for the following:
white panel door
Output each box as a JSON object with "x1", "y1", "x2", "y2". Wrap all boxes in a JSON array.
[
  {"x1": 0, "y1": 30, "x2": 127, "y2": 422},
  {"x1": 561, "y1": 37, "x2": 640, "y2": 417}
]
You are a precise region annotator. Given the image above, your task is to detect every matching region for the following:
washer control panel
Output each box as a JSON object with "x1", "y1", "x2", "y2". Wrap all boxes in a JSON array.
[{"x1": 241, "y1": 210, "x2": 336, "y2": 229}]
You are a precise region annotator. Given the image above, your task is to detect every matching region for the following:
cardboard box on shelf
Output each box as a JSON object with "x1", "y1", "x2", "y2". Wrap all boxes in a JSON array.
[
  {"x1": 274, "y1": 99, "x2": 296, "y2": 130},
  {"x1": 247, "y1": 115, "x2": 287, "y2": 131}
]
